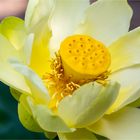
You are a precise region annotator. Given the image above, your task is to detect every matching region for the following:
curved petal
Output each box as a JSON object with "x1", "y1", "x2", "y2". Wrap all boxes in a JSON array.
[
  {"x1": 58, "y1": 129, "x2": 97, "y2": 140},
  {"x1": 18, "y1": 94, "x2": 43, "y2": 132},
  {"x1": 76, "y1": 0, "x2": 132, "y2": 45},
  {"x1": 0, "y1": 17, "x2": 26, "y2": 50},
  {"x1": 107, "y1": 65, "x2": 140, "y2": 114},
  {"x1": 25, "y1": 0, "x2": 55, "y2": 76},
  {"x1": 27, "y1": 96, "x2": 75, "y2": 133},
  {"x1": 10, "y1": 60, "x2": 50, "y2": 104},
  {"x1": 0, "y1": 34, "x2": 30, "y2": 93},
  {"x1": 49, "y1": 0, "x2": 90, "y2": 54},
  {"x1": 87, "y1": 107, "x2": 140, "y2": 140},
  {"x1": 58, "y1": 82, "x2": 120, "y2": 128},
  {"x1": 109, "y1": 27, "x2": 140, "y2": 72},
  {"x1": 25, "y1": 0, "x2": 54, "y2": 30}
]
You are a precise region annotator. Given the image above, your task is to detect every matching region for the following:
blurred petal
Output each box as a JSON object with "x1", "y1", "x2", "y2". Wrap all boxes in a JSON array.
[
  {"x1": 0, "y1": 34, "x2": 30, "y2": 93},
  {"x1": 76, "y1": 0, "x2": 132, "y2": 45},
  {"x1": 58, "y1": 129, "x2": 97, "y2": 140},
  {"x1": 49, "y1": 0, "x2": 89, "y2": 54},
  {"x1": 10, "y1": 88, "x2": 21, "y2": 101},
  {"x1": 129, "y1": 97, "x2": 140, "y2": 107},
  {"x1": 18, "y1": 94, "x2": 43, "y2": 132},
  {"x1": 27, "y1": 97, "x2": 75, "y2": 132},
  {"x1": 25, "y1": 0, "x2": 54, "y2": 30},
  {"x1": 109, "y1": 27, "x2": 140, "y2": 72},
  {"x1": 44, "y1": 132, "x2": 57, "y2": 139},
  {"x1": 0, "y1": 17, "x2": 26, "y2": 50},
  {"x1": 107, "y1": 65, "x2": 140, "y2": 114},
  {"x1": 88, "y1": 107, "x2": 140, "y2": 140},
  {"x1": 10, "y1": 61, "x2": 50, "y2": 104},
  {"x1": 58, "y1": 82, "x2": 120, "y2": 127}
]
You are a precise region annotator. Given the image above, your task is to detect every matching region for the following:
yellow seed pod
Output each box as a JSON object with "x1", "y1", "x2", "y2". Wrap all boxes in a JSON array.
[{"x1": 59, "y1": 35, "x2": 111, "y2": 82}]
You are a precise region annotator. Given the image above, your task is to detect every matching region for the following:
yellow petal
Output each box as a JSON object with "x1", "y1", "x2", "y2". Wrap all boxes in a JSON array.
[
  {"x1": 109, "y1": 27, "x2": 140, "y2": 72},
  {"x1": 25, "y1": 0, "x2": 54, "y2": 76},
  {"x1": 27, "y1": 96, "x2": 75, "y2": 132},
  {"x1": 1, "y1": 16, "x2": 26, "y2": 50},
  {"x1": 58, "y1": 129, "x2": 97, "y2": 140},
  {"x1": 107, "y1": 65, "x2": 140, "y2": 114},
  {"x1": 58, "y1": 81, "x2": 120, "y2": 128},
  {"x1": 0, "y1": 34, "x2": 30, "y2": 93},
  {"x1": 88, "y1": 107, "x2": 140, "y2": 140},
  {"x1": 10, "y1": 61, "x2": 50, "y2": 104},
  {"x1": 49, "y1": 0, "x2": 89, "y2": 54},
  {"x1": 76, "y1": 0, "x2": 132, "y2": 45},
  {"x1": 25, "y1": 0, "x2": 54, "y2": 30},
  {"x1": 18, "y1": 94, "x2": 43, "y2": 132}
]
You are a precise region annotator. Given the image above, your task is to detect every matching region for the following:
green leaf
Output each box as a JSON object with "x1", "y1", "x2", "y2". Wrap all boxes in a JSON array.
[{"x1": 58, "y1": 81, "x2": 120, "y2": 127}]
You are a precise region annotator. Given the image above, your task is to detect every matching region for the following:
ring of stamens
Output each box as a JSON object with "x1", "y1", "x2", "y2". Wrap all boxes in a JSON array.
[{"x1": 43, "y1": 35, "x2": 111, "y2": 110}]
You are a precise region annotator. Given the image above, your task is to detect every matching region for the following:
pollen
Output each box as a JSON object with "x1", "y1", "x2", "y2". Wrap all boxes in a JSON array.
[{"x1": 59, "y1": 35, "x2": 111, "y2": 82}]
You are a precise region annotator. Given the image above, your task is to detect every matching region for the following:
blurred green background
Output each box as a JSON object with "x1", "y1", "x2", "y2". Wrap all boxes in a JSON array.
[{"x1": 0, "y1": 0, "x2": 140, "y2": 139}]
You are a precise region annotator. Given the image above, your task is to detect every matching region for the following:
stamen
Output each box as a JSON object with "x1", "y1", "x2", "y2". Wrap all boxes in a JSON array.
[{"x1": 42, "y1": 35, "x2": 111, "y2": 110}]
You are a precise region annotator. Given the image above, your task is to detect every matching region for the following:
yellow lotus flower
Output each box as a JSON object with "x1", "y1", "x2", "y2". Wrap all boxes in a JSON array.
[{"x1": 1, "y1": 0, "x2": 140, "y2": 139}]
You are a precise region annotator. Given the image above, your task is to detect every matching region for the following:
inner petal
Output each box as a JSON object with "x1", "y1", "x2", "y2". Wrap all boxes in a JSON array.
[{"x1": 59, "y1": 35, "x2": 111, "y2": 82}]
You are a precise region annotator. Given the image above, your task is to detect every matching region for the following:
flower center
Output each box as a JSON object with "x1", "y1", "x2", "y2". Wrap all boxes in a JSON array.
[
  {"x1": 43, "y1": 35, "x2": 111, "y2": 110},
  {"x1": 60, "y1": 35, "x2": 111, "y2": 81}
]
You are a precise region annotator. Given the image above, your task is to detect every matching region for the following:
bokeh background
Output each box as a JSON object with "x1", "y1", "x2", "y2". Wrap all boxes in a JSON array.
[{"x1": 0, "y1": 0, "x2": 140, "y2": 139}]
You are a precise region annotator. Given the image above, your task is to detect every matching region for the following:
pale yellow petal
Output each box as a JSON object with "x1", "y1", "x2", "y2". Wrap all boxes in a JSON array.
[
  {"x1": 27, "y1": 97, "x2": 75, "y2": 132},
  {"x1": 25, "y1": 0, "x2": 54, "y2": 76},
  {"x1": 10, "y1": 61, "x2": 50, "y2": 104},
  {"x1": 0, "y1": 34, "x2": 30, "y2": 93},
  {"x1": 58, "y1": 82, "x2": 120, "y2": 128},
  {"x1": 88, "y1": 107, "x2": 140, "y2": 140},
  {"x1": 76, "y1": 0, "x2": 132, "y2": 45},
  {"x1": 49, "y1": 0, "x2": 89, "y2": 54},
  {"x1": 107, "y1": 65, "x2": 140, "y2": 114},
  {"x1": 1, "y1": 16, "x2": 26, "y2": 50},
  {"x1": 58, "y1": 129, "x2": 97, "y2": 140},
  {"x1": 109, "y1": 27, "x2": 140, "y2": 72}
]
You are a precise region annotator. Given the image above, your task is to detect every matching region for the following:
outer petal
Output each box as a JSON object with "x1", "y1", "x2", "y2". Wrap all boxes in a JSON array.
[
  {"x1": 109, "y1": 27, "x2": 140, "y2": 72},
  {"x1": 0, "y1": 34, "x2": 30, "y2": 93},
  {"x1": 18, "y1": 94, "x2": 43, "y2": 132},
  {"x1": 10, "y1": 61, "x2": 50, "y2": 104},
  {"x1": 27, "y1": 96, "x2": 75, "y2": 133},
  {"x1": 58, "y1": 129, "x2": 97, "y2": 140},
  {"x1": 58, "y1": 82, "x2": 120, "y2": 128},
  {"x1": 88, "y1": 107, "x2": 140, "y2": 140},
  {"x1": 25, "y1": 0, "x2": 54, "y2": 30},
  {"x1": 49, "y1": 0, "x2": 90, "y2": 54},
  {"x1": 0, "y1": 17, "x2": 26, "y2": 50},
  {"x1": 76, "y1": 0, "x2": 132, "y2": 45},
  {"x1": 25, "y1": 0, "x2": 54, "y2": 76},
  {"x1": 107, "y1": 65, "x2": 140, "y2": 114}
]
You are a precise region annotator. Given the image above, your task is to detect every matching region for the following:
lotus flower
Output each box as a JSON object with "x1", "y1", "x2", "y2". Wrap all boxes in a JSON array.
[{"x1": 1, "y1": 0, "x2": 140, "y2": 139}]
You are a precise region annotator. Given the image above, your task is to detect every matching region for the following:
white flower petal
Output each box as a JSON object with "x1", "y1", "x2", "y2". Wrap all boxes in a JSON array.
[{"x1": 76, "y1": 0, "x2": 132, "y2": 45}]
